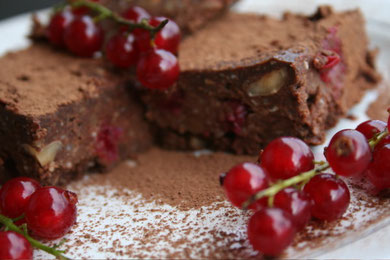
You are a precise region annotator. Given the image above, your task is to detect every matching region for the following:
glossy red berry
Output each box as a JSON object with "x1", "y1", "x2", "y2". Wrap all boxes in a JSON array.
[
  {"x1": 223, "y1": 162, "x2": 269, "y2": 210},
  {"x1": 136, "y1": 48, "x2": 180, "y2": 90},
  {"x1": 25, "y1": 187, "x2": 78, "y2": 240},
  {"x1": 356, "y1": 120, "x2": 386, "y2": 140},
  {"x1": 106, "y1": 33, "x2": 138, "y2": 68},
  {"x1": 366, "y1": 144, "x2": 390, "y2": 191},
  {"x1": 248, "y1": 208, "x2": 296, "y2": 256},
  {"x1": 0, "y1": 177, "x2": 41, "y2": 219},
  {"x1": 325, "y1": 129, "x2": 372, "y2": 177},
  {"x1": 150, "y1": 17, "x2": 181, "y2": 54},
  {"x1": 260, "y1": 137, "x2": 314, "y2": 180},
  {"x1": 274, "y1": 188, "x2": 311, "y2": 230},
  {"x1": 122, "y1": 6, "x2": 150, "y2": 22},
  {"x1": 0, "y1": 231, "x2": 33, "y2": 260},
  {"x1": 47, "y1": 10, "x2": 74, "y2": 47},
  {"x1": 374, "y1": 135, "x2": 390, "y2": 154},
  {"x1": 303, "y1": 173, "x2": 350, "y2": 221},
  {"x1": 64, "y1": 15, "x2": 104, "y2": 57}
]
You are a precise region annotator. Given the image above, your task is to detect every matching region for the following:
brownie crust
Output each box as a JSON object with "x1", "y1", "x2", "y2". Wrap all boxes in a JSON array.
[{"x1": 141, "y1": 7, "x2": 380, "y2": 154}]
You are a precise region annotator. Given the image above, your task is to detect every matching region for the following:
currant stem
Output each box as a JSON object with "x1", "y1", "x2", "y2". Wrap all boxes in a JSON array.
[
  {"x1": 242, "y1": 163, "x2": 330, "y2": 209},
  {"x1": 69, "y1": 0, "x2": 168, "y2": 38},
  {"x1": 0, "y1": 214, "x2": 70, "y2": 260},
  {"x1": 369, "y1": 129, "x2": 389, "y2": 149}
]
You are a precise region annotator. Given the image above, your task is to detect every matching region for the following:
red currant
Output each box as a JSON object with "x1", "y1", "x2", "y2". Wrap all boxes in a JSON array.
[
  {"x1": 374, "y1": 135, "x2": 390, "y2": 154},
  {"x1": 0, "y1": 177, "x2": 41, "y2": 219},
  {"x1": 122, "y1": 6, "x2": 150, "y2": 22},
  {"x1": 356, "y1": 120, "x2": 386, "y2": 140},
  {"x1": 260, "y1": 137, "x2": 314, "y2": 180},
  {"x1": 303, "y1": 173, "x2": 350, "y2": 221},
  {"x1": 274, "y1": 188, "x2": 311, "y2": 230},
  {"x1": 0, "y1": 231, "x2": 33, "y2": 260},
  {"x1": 47, "y1": 10, "x2": 74, "y2": 47},
  {"x1": 64, "y1": 15, "x2": 104, "y2": 57},
  {"x1": 366, "y1": 144, "x2": 390, "y2": 191},
  {"x1": 223, "y1": 162, "x2": 269, "y2": 210},
  {"x1": 106, "y1": 33, "x2": 138, "y2": 68},
  {"x1": 248, "y1": 208, "x2": 296, "y2": 256},
  {"x1": 150, "y1": 17, "x2": 181, "y2": 54},
  {"x1": 134, "y1": 17, "x2": 181, "y2": 54},
  {"x1": 387, "y1": 109, "x2": 390, "y2": 129},
  {"x1": 136, "y1": 48, "x2": 180, "y2": 90},
  {"x1": 71, "y1": 0, "x2": 99, "y2": 16},
  {"x1": 25, "y1": 187, "x2": 78, "y2": 240},
  {"x1": 324, "y1": 129, "x2": 372, "y2": 177}
]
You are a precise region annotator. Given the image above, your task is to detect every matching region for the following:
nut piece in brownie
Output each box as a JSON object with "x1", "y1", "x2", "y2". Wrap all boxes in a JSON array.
[
  {"x1": 141, "y1": 6, "x2": 380, "y2": 154},
  {"x1": 0, "y1": 44, "x2": 152, "y2": 185}
]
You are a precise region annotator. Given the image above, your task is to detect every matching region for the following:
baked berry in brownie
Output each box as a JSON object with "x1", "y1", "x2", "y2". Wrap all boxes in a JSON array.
[
  {"x1": 141, "y1": 6, "x2": 380, "y2": 154},
  {"x1": 0, "y1": 44, "x2": 152, "y2": 185}
]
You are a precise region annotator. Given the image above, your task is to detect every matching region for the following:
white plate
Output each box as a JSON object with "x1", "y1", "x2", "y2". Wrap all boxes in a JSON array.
[{"x1": 1, "y1": 0, "x2": 390, "y2": 258}]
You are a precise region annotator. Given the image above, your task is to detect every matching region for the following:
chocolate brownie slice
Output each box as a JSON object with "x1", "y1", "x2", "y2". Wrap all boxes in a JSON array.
[
  {"x1": 140, "y1": 6, "x2": 380, "y2": 154},
  {"x1": 0, "y1": 44, "x2": 152, "y2": 185}
]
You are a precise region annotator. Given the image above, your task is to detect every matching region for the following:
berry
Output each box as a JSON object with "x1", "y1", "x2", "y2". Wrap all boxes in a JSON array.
[
  {"x1": 247, "y1": 208, "x2": 296, "y2": 256},
  {"x1": 106, "y1": 33, "x2": 138, "y2": 68},
  {"x1": 0, "y1": 177, "x2": 41, "y2": 219},
  {"x1": 71, "y1": 0, "x2": 99, "y2": 16},
  {"x1": 274, "y1": 188, "x2": 311, "y2": 230},
  {"x1": 356, "y1": 120, "x2": 386, "y2": 140},
  {"x1": 324, "y1": 129, "x2": 372, "y2": 177},
  {"x1": 303, "y1": 173, "x2": 350, "y2": 221},
  {"x1": 0, "y1": 231, "x2": 33, "y2": 260},
  {"x1": 64, "y1": 15, "x2": 104, "y2": 57},
  {"x1": 122, "y1": 6, "x2": 150, "y2": 22},
  {"x1": 260, "y1": 137, "x2": 314, "y2": 180},
  {"x1": 366, "y1": 144, "x2": 390, "y2": 191},
  {"x1": 226, "y1": 101, "x2": 248, "y2": 135},
  {"x1": 223, "y1": 162, "x2": 269, "y2": 210},
  {"x1": 47, "y1": 10, "x2": 74, "y2": 47},
  {"x1": 95, "y1": 123, "x2": 123, "y2": 164},
  {"x1": 25, "y1": 187, "x2": 78, "y2": 240},
  {"x1": 374, "y1": 135, "x2": 390, "y2": 154},
  {"x1": 136, "y1": 48, "x2": 180, "y2": 90},
  {"x1": 150, "y1": 17, "x2": 181, "y2": 54},
  {"x1": 134, "y1": 17, "x2": 181, "y2": 54}
]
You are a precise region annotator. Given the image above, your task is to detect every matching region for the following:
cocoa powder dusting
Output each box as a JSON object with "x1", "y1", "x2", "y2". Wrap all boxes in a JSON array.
[
  {"x1": 85, "y1": 148, "x2": 255, "y2": 210},
  {"x1": 367, "y1": 82, "x2": 390, "y2": 121}
]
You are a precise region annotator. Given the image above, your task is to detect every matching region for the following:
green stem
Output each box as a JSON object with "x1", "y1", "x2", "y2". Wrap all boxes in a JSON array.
[
  {"x1": 369, "y1": 129, "x2": 389, "y2": 149},
  {"x1": 70, "y1": 0, "x2": 168, "y2": 38},
  {"x1": 0, "y1": 214, "x2": 70, "y2": 260},
  {"x1": 242, "y1": 163, "x2": 330, "y2": 209}
]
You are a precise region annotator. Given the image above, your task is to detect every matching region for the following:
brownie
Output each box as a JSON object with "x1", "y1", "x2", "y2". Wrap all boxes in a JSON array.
[
  {"x1": 0, "y1": 44, "x2": 152, "y2": 185},
  {"x1": 140, "y1": 6, "x2": 380, "y2": 154}
]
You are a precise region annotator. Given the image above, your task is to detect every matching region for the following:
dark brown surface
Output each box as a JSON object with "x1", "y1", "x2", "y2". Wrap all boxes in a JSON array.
[
  {"x1": 141, "y1": 7, "x2": 380, "y2": 154},
  {"x1": 0, "y1": 44, "x2": 152, "y2": 185}
]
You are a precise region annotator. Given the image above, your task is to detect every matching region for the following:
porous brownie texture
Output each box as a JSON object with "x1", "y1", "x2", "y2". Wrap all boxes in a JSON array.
[
  {"x1": 141, "y1": 7, "x2": 380, "y2": 154},
  {"x1": 0, "y1": 44, "x2": 152, "y2": 185}
]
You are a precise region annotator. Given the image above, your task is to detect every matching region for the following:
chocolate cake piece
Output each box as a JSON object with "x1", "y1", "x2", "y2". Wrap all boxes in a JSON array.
[
  {"x1": 0, "y1": 44, "x2": 152, "y2": 185},
  {"x1": 141, "y1": 6, "x2": 380, "y2": 154}
]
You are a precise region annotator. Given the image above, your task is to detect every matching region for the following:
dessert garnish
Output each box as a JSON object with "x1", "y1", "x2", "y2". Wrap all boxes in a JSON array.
[
  {"x1": 221, "y1": 109, "x2": 390, "y2": 256},
  {"x1": 47, "y1": 0, "x2": 180, "y2": 90},
  {"x1": 0, "y1": 177, "x2": 78, "y2": 259}
]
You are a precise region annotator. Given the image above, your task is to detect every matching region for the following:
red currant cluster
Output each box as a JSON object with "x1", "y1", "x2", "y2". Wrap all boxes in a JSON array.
[
  {"x1": 47, "y1": 0, "x2": 180, "y2": 90},
  {"x1": 0, "y1": 177, "x2": 77, "y2": 259},
  {"x1": 221, "y1": 111, "x2": 390, "y2": 256}
]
